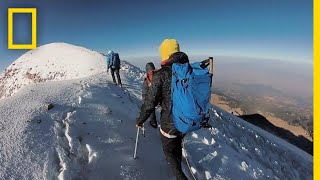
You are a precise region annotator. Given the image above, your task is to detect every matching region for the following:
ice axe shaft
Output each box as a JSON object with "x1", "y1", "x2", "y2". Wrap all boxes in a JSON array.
[
  {"x1": 209, "y1": 57, "x2": 214, "y2": 87},
  {"x1": 208, "y1": 57, "x2": 214, "y2": 75},
  {"x1": 142, "y1": 124, "x2": 145, "y2": 137},
  {"x1": 200, "y1": 57, "x2": 214, "y2": 75},
  {"x1": 133, "y1": 127, "x2": 140, "y2": 159},
  {"x1": 201, "y1": 57, "x2": 214, "y2": 87}
]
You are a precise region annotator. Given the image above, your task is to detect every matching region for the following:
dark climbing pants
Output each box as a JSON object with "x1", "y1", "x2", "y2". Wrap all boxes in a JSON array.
[
  {"x1": 110, "y1": 68, "x2": 122, "y2": 85},
  {"x1": 149, "y1": 109, "x2": 157, "y2": 125},
  {"x1": 161, "y1": 134, "x2": 188, "y2": 180}
]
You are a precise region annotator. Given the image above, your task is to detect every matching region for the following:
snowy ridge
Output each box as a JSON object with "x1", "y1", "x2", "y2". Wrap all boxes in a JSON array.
[
  {"x1": 0, "y1": 43, "x2": 106, "y2": 99},
  {"x1": 0, "y1": 43, "x2": 312, "y2": 180},
  {"x1": 120, "y1": 60, "x2": 145, "y2": 101}
]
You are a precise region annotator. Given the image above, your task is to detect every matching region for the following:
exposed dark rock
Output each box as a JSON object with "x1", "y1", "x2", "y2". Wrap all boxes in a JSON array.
[{"x1": 45, "y1": 103, "x2": 54, "y2": 111}]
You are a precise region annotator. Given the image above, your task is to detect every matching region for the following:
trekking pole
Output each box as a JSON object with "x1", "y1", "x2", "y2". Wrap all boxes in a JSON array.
[{"x1": 133, "y1": 127, "x2": 140, "y2": 159}]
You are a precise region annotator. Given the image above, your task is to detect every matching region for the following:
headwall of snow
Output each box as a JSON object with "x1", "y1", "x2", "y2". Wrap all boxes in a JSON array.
[{"x1": 0, "y1": 43, "x2": 106, "y2": 99}]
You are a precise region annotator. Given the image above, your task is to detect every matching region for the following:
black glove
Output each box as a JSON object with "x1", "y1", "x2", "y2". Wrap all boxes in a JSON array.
[{"x1": 136, "y1": 119, "x2": 143, "y2": 128}]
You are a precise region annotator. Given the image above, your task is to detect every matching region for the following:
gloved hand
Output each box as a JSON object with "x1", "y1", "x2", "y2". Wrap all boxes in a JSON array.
[
  {"x1": 107, "y1": 69, "x2": 109, "y2": 74},
  {"x1": 136, "y1": 120, "x2": 143, "y2": 128}
]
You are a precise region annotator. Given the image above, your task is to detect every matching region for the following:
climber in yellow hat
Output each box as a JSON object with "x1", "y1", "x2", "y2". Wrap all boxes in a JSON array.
[
  {"x1": 136, "y1": 39, "x2": 189, "y2": 180},
  {"x1": 159, "y1": 39, "x2": 180, "y2": 64}
]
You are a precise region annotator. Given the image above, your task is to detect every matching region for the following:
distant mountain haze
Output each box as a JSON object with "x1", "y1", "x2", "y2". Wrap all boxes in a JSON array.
[{"x1": 125, "y1": 55, "x2": 312, "y2": 101}]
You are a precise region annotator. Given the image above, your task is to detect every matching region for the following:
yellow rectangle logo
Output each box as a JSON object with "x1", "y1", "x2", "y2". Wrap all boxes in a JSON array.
[{"x1": 8, "y1": 8, "x2": 37, "y2": 49}]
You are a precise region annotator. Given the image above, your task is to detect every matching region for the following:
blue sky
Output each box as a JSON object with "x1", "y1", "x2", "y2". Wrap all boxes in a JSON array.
[{"x1": 0, "y1": 0, "x2": 313, "y2": 70}]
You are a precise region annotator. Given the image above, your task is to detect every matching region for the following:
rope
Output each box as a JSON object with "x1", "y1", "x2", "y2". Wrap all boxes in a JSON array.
[{"x1": 182, "y1": 139, "x2": 197, "y2": 180}]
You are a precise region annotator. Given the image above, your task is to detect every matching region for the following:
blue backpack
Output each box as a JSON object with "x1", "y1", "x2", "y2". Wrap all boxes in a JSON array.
[
  {"x1": 171, "y1": 62, "x2": 211, "y2": 133},
  {"x1": 110, "y1": 53, "x2": 121, "y2": 69}
]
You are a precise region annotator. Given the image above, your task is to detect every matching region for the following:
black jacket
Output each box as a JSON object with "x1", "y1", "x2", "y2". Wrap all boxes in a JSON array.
[
  {"x1": 142, "y1": 78, "x2": 149, "y2": 102},
  {"x1": 136, "y1": 52, "x2": 189, "y2": 135}
]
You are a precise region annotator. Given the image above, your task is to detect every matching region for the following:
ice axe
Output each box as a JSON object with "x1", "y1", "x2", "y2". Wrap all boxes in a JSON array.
[
  {"x1": 200, "y1": 57, "x2": 214, "y2": 86},
  {"x1": 208, "y1": 57, "x2": 214, "y2": 75},
  {"x1": 209, "y1": 57, "x2": 214, "y2": 87},
  {"x1": 133, "y1": 123, "x2": 145, "y2": 159}
]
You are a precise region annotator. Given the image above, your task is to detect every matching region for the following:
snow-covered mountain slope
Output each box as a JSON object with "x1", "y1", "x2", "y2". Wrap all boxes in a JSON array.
[
  {"x1": 183, "y1": 108, "x2": 312, "y2": 180},
  {"x1": 0, "y1": 70, "x2": 173, "y2": 180},
  {"x1": 0, "y1": 43, "x2": 312, "y2": 180},
  {"x1": 0, "y1": 43, "x2": 106, "y2": 99}
]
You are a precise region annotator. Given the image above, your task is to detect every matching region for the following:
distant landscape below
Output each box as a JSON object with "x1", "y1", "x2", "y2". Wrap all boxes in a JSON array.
[{"x1": 126, "y1": 55, "x2": 313, "y2": 138}]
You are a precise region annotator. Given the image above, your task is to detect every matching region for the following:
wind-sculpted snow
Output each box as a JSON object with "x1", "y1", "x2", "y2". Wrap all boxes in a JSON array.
[{"x1": 183, "y1": 106, "x2": 313, "y2": 180}]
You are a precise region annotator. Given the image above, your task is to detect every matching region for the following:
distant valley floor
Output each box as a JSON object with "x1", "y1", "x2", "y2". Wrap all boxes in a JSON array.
[{"x1": 211, "y1": 94, "x2": 312, "y2": 142}]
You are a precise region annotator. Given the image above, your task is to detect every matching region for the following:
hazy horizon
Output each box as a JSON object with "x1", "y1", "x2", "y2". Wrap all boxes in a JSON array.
[
  {"x1": 0, "y1": 50, "x2": 313, "y2": 73},
  {"x1": 124, "y1": 55, "x2": 313, "y2": 103},
  {"x1": 0, "y1": 46, "x2": 313, "y2": 107}
]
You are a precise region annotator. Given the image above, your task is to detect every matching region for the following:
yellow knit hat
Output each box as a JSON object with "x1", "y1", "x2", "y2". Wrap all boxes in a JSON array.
[{"x1": 159, "y1": 39, "x2": 180, "y2": 62}]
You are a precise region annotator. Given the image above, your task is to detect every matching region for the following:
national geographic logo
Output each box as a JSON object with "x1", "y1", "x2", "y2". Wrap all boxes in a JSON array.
[{"x1": 8, "y1": 8, "x2": 37, "y2": 49}]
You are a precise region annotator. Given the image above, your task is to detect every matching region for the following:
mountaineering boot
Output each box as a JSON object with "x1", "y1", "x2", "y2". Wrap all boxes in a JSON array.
[{"x1": 149, "y1": 109, "x2": 157, "y2": 128}]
